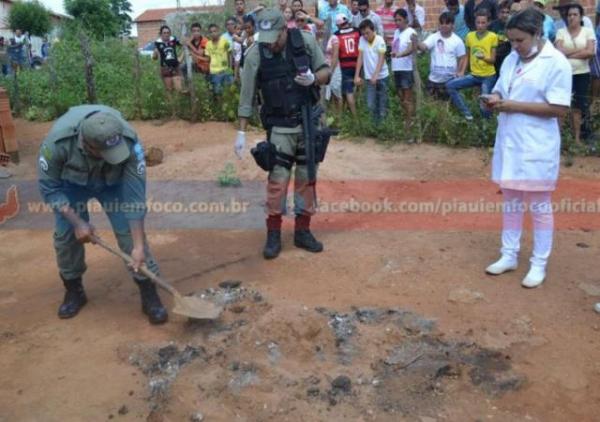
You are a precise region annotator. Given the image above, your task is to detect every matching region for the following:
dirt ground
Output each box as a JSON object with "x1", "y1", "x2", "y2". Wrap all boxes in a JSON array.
[{"x1": 2, "y1": 118, "x2": 600, "y2": 422}]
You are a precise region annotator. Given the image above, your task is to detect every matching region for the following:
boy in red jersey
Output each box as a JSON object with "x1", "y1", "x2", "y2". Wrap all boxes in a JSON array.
[{"x1": 330, "y1": 14, "x2": 360, "y2": 115}]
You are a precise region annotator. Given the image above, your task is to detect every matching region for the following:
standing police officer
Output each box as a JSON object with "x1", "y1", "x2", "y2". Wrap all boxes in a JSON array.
[
  {"x1": 235, "y1": 9, "x2": 331, "y2": 259},
  {"x1": 38, "y1": 105, "x2": 168, "y2": 324}
]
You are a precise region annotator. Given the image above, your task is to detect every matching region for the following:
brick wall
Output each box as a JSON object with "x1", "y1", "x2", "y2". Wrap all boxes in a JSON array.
[
  {"x1": 304, "y1": 0, "x2": 597, "y2": 31},
  {"x1": 135, "y1": 0, "x2": 597, "y2": 46},
  {"x1": 137, "y1": 22, "x2": 162, "y2": 48}
]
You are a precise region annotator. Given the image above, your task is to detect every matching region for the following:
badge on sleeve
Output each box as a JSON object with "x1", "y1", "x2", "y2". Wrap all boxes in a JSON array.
[
  {"x1": 42, "y1": 144, "x2": 53, "y2": 161},
  {"x1": 39, "y1": 156, "x2": 49, "y2": 172},
  {"x1": 133, "y1": 143, "x2": 145, "y2": 162},
  {"x1": 133, "y1": 143, "x2": 146, "y2": 175}
]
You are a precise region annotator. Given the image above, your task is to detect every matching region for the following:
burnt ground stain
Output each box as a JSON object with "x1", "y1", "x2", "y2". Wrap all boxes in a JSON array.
[{"x1": 125, "y1": 294, "x2": 526, "y2": 420}]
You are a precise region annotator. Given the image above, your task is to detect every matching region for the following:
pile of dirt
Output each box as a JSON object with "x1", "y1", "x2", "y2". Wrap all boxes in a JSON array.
[{"x1": 124, "y1": 284, "x2": 525, "y2": 421}]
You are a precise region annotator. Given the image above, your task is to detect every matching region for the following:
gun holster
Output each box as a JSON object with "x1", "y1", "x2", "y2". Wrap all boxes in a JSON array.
[
  {"x1": 315, "y1": 129, "x2": 332, "y2": 163},
  {"x1": 251, "y1": 140, "x2": 278, "y2": 172}
]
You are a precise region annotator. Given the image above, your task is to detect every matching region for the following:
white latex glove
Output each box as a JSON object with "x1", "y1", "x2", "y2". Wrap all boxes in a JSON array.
[
  {"x1": 234, "y1": 131, "x2": 246, "y2": 159},
  {"x1": 294, "y1": 69, "x2": 315, "y2": 87}
]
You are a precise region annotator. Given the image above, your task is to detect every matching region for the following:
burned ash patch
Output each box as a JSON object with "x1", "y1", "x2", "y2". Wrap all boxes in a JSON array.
[
  {"x1": 316, "y1": 307, "x2": 437, "y2": 365},
  {"x1": 122, "y1": 292, "x2": 525, "y2": 420},
  {"x1": 128, "y1": 343, "x2": 206, "y2": 409},
  {"x1": 373, "y1": 336, "x2": 525, "y2": 416},
  {"x1": 194, "y1": 283, "x2": 264, "y2": 307},
  {"x1": 316, "y1": 306, "x2": 523, "y2": 416}
]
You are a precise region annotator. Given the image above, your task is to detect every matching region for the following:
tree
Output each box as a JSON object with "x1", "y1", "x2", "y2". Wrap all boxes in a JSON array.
[
  {"x1": 64, "y1": 0, "x2": 119, "y2": 39},
  {"x1": 8, "y1": 0, "x2": 52, "y2": 37},
  {"x1": 110, "y1": 0, "x2": 133, "y2": 36}
]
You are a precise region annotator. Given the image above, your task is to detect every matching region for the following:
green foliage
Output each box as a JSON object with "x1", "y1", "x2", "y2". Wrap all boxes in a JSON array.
[
  {"x1": 217, "y1": 162, "x2": 242, "y2": 187},
  {"x1": 339, "y1": 77, "x2": 496, "y2": 148},
  {"x1": 110, "y1": 0, "x2": 133, "y2": 36},
  {"x1": 5, "y1": 34, "x2": 596, "y2": 157},
  {"x1": 0, "y1": 33, "x2": 241, "y2": 124},
  {"x1": 8, "y1": 0, "x2": 52, "y2": 36},
  {"x1": 64, "y1": 0, "x2": 119, "y2": 39},
  {"x1": 337, "y1": 53, "x2": 495, "y2": 149}
]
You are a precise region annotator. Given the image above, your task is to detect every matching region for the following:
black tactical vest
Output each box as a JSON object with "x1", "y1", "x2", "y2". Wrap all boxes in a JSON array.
[{"x1": 257, "y1": 29, "x2": 317, "y2": 129}]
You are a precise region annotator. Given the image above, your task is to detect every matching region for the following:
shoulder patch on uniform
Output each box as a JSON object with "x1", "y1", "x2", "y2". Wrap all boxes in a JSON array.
[
  {"x1": 136, "y1": 161, "x2": 146, "y2": 175},
  {"x1": 133, "y1": 143, "x2": 145, "y2": 162},
  {"x1": 41, "y1": 144, "x2": 53, "y2": 161},
  {"x1": 39, "y1": 156, "x2": 49, "y2": 172}
]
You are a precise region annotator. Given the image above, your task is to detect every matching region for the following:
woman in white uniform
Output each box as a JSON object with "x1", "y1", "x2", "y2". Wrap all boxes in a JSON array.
[{"x1": 483, "y1": 8, "x2": 572, "y2": 288}]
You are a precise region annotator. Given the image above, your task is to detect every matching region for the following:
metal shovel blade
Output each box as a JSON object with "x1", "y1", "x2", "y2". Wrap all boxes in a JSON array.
[{"x1": 172, "y1": 294, "x2": 223, "y2": 320}]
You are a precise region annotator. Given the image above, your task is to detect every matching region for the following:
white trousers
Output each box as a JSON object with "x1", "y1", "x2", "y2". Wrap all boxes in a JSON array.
[{"x1": 500, "y1": 189, "x2": 554, "y2": 269}]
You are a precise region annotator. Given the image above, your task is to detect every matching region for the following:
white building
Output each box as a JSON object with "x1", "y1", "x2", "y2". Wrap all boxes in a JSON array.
[{"x1": 0, "y1": 0, "x2": 71, "y2": 58}]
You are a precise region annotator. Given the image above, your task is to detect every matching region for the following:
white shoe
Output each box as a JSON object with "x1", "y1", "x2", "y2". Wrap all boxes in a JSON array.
[
  {"x1": 594, "y1": 303, "x2": 600, "y2": 314},
  {"x1": 521, "y1": 266, "x2": 546, "y2": 288},
  {"x1": 485, "y1": 256, "x2": 518, "y2": 275},
  {"x1": 0, "y1": 168, "x2": 11, "y2": 179}
]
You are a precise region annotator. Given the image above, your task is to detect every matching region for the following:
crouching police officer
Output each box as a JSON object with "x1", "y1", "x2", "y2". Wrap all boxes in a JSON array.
[
  {"x1": 38, "y1": 105, "x2": 168, "y2": 324},
  {"x1": 235, "y1": 9, "x2": 331, "y2": 259}
]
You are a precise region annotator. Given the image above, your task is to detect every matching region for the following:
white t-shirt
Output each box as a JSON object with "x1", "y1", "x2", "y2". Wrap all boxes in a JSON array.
[
  {"x1": 232, "y1": 41, "x2": 242, "y2": 64},
  {"x1": 554, "y1": 16, "x2": 593, "y2": 31},
  {"x1": 391, "y1": 27, "x2": 416, "y2": 71},
  {"x1": 359, "y1": 34, "x2": 389, "y2": 79},
  {"x1": 555, "y1": 27, "x2": 596, "y2": 75},
  {"x1": 403, "y1": 4, "x2": 425, "y2": 28},
  {"x1": 423, "y1": 31, "x2": 466, "y2": 83}
]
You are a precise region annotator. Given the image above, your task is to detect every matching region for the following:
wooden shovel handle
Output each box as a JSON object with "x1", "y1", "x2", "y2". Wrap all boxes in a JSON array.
[{"x1": 92, "y1": 235, "x2": 178, "y2": 297}]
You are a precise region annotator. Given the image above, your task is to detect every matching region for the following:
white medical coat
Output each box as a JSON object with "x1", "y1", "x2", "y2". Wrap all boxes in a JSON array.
[{"x1": 491, "y1": 41, "x2": 572, "y2": 192}]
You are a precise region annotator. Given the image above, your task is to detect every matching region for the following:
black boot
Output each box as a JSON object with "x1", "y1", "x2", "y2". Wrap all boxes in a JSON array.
[
  {"x1": 294, "y1": 215, "x2": 323, "y2": 253},
  {"x1": 135, "y1": 280, "x2": 168, "y2": 324},
  {"x1": 58, "y1": 276, "x2": 87, "y2": 319},
  {"x1": 263, "y1": 230, "x2": 282, "y2": 259},
  {"x1": 294, "y1": 229, "x2": 324, "y2": 253}
]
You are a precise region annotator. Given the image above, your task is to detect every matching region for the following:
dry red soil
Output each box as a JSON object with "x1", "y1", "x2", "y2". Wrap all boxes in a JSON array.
[{"x1": 1, "y1": 118, "x2": 600, "y2": 421}]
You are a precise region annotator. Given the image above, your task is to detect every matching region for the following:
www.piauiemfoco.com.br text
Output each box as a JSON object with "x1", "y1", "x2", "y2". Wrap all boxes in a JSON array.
[{"x1": 23, "y1": 197, "x2": 600, "y2": 216}]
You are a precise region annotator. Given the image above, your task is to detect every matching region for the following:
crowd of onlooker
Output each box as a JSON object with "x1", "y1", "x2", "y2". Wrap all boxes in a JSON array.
[
  {"x1": 0, "y1": 29, "x2": 50, "y2": 76},
  {"x1": 151, "y1": 0, "x2": 599, "y2": 143}
]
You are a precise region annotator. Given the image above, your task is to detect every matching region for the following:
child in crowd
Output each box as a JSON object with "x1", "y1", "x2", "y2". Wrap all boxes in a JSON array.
[
  {"x1": 206, "y1": 23, "x2": 233, "y2": 97},
  {"x1": 239, "y1": 15, "x2": 257, "y2": 70},
  {"x1": 355, "y1": 19, "x2": 390, "y2": 123},
  {"x1": 187, "y1": 22, "x2": 209, "y2": 74},
  {"x1": 446, "y1": 9, "x2": 497, "y2": 120},
  {"x1": 331, "y1": 14, "x2": 361, "y2": 115},
  {"x1": 284, "y1": 6, "x2": 296, "y2": 28},
  {"x1": 391, "y1": 9, "x2": 417, "y2": 119},
  {"x1": 413, "y1": 12, "x2": 467, "y2": 99}
]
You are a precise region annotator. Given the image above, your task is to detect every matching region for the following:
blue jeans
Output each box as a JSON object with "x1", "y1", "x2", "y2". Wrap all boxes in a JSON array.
[
  {"x1": 209, "y1": 72, "x2": 233, "y2": 95},
  {"x1": 366, "y1": 77, "x2": 388, "y2": 123},
  {"x1": 446, "y1": 74, "x2": 497, "y2": 118}
]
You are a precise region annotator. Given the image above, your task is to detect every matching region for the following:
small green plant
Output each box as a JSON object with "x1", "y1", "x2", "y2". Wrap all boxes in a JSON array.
[{"x1": 217, "y1": 162, "x2": 242, "y2": 187}]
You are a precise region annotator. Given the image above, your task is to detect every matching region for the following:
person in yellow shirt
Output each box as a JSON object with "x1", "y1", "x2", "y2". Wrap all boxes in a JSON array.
[
  {"x1": 445, "y1": 9, "x2": 498, "y2": 120},
  {"x1": 205, "y1": 23, "x2": 234, "y2": 97}
]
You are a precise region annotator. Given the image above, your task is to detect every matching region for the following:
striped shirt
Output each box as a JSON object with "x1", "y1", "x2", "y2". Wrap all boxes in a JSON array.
[{"x1": 376, "y1": 5, "x2": 398, "y2": 46}]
